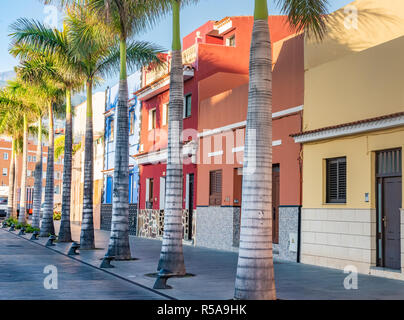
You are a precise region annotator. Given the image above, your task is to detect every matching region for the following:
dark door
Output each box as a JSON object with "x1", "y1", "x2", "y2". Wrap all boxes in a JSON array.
[
  {"x1": 272, "y1": 164, "x2": 280, "y2": 244},
  {"x1": 188, "y1": 174, "x2": 194, "y2": 240},
  {"x1": 376, "y1": 149, "x2": 402, "y2": 269},
  {"x1": 383, "y1": 177, "x2": 401, "y2": 269}
]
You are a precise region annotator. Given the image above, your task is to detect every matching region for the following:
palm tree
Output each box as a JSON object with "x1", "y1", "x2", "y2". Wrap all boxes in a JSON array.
[
  {"x1": 234, "y1": 0, "x2": 329, "y2": 300},
  {"x1": 6, "y1": 80, "x2": 44, "y2": 226},
  {"x1": 156, "y1": 0, "x2": 196, "y2": 276},
  {"x1": 9, "y1": 32, "x2": 85, "y2": 241},
  {"x1": 0, "y1": 91, "x2": 25, "y2": 220},
  {"x1": 13, "y1": 4, "x2": 162, "y2": 248},
  {"x1": 44, "y1": 0, "x2": 164, "y2": 257}
]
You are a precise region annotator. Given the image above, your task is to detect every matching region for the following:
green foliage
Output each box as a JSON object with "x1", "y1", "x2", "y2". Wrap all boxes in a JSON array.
[{"x1": 53, "y1": 211, "x2": 61, "y2": 221}]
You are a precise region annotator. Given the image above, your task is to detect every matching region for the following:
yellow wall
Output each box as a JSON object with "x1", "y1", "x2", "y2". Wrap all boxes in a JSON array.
[
  {"x1": 304, "y1": 34, "x2": 404, "y2": 131},
  {"x1": 302, "y1": 128, "x2": 404, "y2": 209},
  {"x1": 305, "y1": 0, "x2": 404, "y2": 70}
]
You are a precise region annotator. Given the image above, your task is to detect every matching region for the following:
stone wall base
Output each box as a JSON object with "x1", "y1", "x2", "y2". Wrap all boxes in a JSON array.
[
  {"x1": 195, "y1": 206, "x2": 240, "y2": 252},
  {"x1": 273, "y1": 206, "x2": 300, "y2": 262}
]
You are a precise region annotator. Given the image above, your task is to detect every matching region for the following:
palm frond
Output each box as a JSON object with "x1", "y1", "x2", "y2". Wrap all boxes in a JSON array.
[{"x1": 277, "y1": 0, "x2": 330, "y2": 40}]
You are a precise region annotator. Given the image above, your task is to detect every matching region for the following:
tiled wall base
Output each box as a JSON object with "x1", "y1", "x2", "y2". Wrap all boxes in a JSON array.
[
  {"x1": 195, "y1": 206, "x2": 240, "y2": 252},
  {"x1": 273, "y1": 206, "x2": 300, "y2": 262}
]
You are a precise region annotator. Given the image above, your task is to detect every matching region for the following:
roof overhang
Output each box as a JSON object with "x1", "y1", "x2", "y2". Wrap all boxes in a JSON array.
[{"x1": 292, "y1": 112, "x2": 404, "y2": 144}]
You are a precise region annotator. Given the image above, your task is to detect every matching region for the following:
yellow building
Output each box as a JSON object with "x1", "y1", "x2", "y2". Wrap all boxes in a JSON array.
[{"x1": 293, "y1": 0, "x2": 404, "y2": 279}]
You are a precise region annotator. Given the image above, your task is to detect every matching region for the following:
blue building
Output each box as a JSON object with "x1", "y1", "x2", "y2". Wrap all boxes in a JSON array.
[{"x1": 101, "y1": 72, "x2": 142, "y2": 231}]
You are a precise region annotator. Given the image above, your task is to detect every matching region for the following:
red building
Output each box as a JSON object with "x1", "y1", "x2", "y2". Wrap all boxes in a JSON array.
[{"x1": 134, "y1": 17, "x2": 304, "y2": 261}]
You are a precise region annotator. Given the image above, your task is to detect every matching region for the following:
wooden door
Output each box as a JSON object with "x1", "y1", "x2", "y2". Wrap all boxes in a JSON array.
[
  {"x1": 383, "y1": 176, "x2": 401, "y2": 269},
  {"x1": 376, "y1": 149, "x2": 402, "y2": 269},
  {"x1": 272, "y1": 164, "x2": 280, "y2": 244}
]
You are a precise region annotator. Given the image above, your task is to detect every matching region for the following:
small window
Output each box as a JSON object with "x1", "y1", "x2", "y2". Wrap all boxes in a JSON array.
[
  {"x1": 109, "y1": 119, "x2": 114, "y2": 142},
  {"x1": 162, "y1": 103, "x2": 168, "y2": 126},
  {"x1": 33, "y1": 156, "x2": 36, "y2": 162},
  {"x1": 184, "y1": 94, "x2": 192, "y2": 118},
  {"x1": 148, "y1": 109, "x2": 157, "y2": 130},
  {"x1": 43, "y1": 157, "x2": 46, "y2": 163},
  {"x1": 209, "y1": 170, "x2": 222, "y2": 206},
  {"x1": 27, "y1": 170, "x2": 31, "y2": 177},
  {"x1": 146, "y1": 178, "x2": 154, "y2": 209},
  {"x1": 2, "y1": 168, "x2": 7, "y2": 176},
  {"x1": 326, "y1": 157, "x2": 346, "y2": 203},
  {"x1": 54, "y1": 185, "x2": 60, "y2": 194},
  {"x1": 28, "y1": 156, "x2": 32, "y2": 162},
  {"x1": 129, "y1": 110, "x2": 135, "y2": 135},
  {"x1": 226, "y1": 35, "x2": 236, "y2": 47},
  {"x1": 3, "y1": 153, "x2": 8, "y2": 160}
]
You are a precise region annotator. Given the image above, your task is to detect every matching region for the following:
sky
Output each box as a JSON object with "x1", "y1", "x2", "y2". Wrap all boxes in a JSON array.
[{"x1": 0, "y1": 0, "x2": 353, "y2": 91}]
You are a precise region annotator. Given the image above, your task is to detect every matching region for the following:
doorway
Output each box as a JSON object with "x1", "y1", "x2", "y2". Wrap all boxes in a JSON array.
[
  {"x1": 376, "y1": 149, "x2": 402, "y2": 270},
  {"x1": 272, "y1": 164, "x2": 280, "y2": 244}
]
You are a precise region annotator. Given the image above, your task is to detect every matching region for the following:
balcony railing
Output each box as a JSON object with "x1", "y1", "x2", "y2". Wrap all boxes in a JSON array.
[{"x1": 142, "y1": 44, "x2": 197, "y2": 88}]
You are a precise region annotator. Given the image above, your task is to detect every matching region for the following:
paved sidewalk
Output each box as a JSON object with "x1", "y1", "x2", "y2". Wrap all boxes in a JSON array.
[
  {"x1": 5, "y1": 222, "x2": 404, "y2": 300},
  {"x1": 0, "y1": 229, "x2": 171, "y2": 300}
]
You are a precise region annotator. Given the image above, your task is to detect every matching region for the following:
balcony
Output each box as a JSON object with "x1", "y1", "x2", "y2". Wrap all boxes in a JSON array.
[{"x1": 140, "y1": 44, "x2": 198, "y2": 90}]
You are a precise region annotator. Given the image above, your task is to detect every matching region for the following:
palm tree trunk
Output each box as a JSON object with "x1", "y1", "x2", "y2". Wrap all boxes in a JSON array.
[
  {"x1": 80, "y1": 81, "x2": 95, "y2": 249},
  {"x1": 157, "y1": 0, "x2": 186, "y2": 275},
  {"x1": 13, "y1": 154, "x2": 19, "y2": 220},
  {"x1": 59, "y1": 89, "x2": 73, "y2": 242},
  {"x1": 105, "y1": 38, "x2": 131, "y2": 260},
  {"x1": 18, "y1": 114, "x2": 28, "y2": 225},
  {"x1": 234, "y1": 0, "x2": 275, "y2": 300},
  {"x1": 31, "y1": 116, "x2": 43, "y2": 229},
  {"x1": 40, "y1": 102, "x2": 55, "y2": 237},
  {"x1": 6, "y1": 139, "x2": 16, "y2": 219}
]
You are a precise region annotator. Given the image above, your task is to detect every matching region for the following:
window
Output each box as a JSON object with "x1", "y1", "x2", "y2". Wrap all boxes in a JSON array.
[
  {"x1": 43, "y1": 157, "x2": 46, "y2": 164},
  {"x1": 226, "y1": 35, "x2": 236, "y2": 47},
  {"x1": 28, "y1": 155, "x2": 32, "y2": 162},
  {"x1": 27, "y1": 170, "x2": 31, "y2": 177},
  {"x1": 129, "y1": 110, "x2": 135, "y2": 135},
  {"x1": 55, "y1": 185, "x2": 60, "y2": 194},
  {"x1": 209, "y1": 170, "x2": 222, "y2": 206},
  {"x1": 33, "y1": 156, "x2": 36, "y2": 162},
  {"x1": 184, "y1": 94, "x2": 192, "y2": 118},
  {"x1": 2, "y1": 168, "x2": 7, "y2": 176},
  {"x1": 148, "y1": 108, "x2": 157, "y2": 130},
  {"x1": 146, "y1": 178, "x2": 154, "y2": 209},
  {"x1": 326, "y1": 157, "x2": 346, "y2": 203},
  {"x1": 3, "y1": 153, "x2": 8, "y2": 160},
  {"x1": 109, "y1": 119, "x2": 114, "y2": 142},
  {"x1": 162, "y1": 103, "x2": 168, "y2": 126}
]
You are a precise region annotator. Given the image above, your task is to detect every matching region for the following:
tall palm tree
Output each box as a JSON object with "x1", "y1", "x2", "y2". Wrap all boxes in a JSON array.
[
  {"x1": 87, "y1": 0, "x2": 165, "y2": 259},
  {"x1": 156, "y1": 0, "x2": 196, "y2": 276},
  {"x1": 234, "y1": 0, "x2": 329, "y2": 300},
  {"x1": 45, "y1": 0, "x2": 164, "y2": 257},
  {"x1": 10, "y1": 33, "x2": 85, "y2": 240},
  {"x1": 6, "y1": 80, "x2": 44, "y2": 226},
  {"x1": 0, "y1": 91, "x2": 25, "y2": 220}
]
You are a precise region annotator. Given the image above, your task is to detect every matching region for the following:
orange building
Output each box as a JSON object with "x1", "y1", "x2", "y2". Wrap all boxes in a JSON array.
[
  {"x1": 195, "y1": 20, "x2": 304, "y2": 261},
  {"x1": 0, "y1": 137, "x2": 64, "y2": 214},
  {"x1": 133, "y1": 16, "x2": 303, "y2": 260}
]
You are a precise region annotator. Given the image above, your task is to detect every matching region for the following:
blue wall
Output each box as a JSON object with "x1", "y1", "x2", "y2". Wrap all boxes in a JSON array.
[{"x1": 103, "y1": 72, "x2": 141, "y2": 204}]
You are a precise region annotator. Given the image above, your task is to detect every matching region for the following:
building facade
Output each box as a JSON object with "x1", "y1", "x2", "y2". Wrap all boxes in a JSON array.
[
  {"x1": 134, "y1": 16, "x2": 304, "y2": 261},
  {"x1": 0, "y1": 136, "x2": 64, "y2": 215},
  {"x1": 293, "y1": 0, "x2": 404, "y2": 278}
]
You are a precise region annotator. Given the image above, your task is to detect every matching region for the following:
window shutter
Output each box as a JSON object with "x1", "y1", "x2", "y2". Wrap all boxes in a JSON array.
[
  {"x1": 209, "y1": 170, "x2": 222, "y2": 206},
  {"x1": 327, "y1": 157, "x2": 346, "y2": 203}
]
